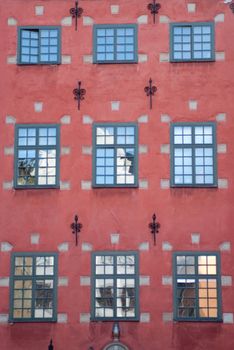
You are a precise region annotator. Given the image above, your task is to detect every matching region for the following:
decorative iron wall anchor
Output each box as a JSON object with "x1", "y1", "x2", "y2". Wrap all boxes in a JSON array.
[
  {"x1": 73, "y1": 81, "x2": 86, "y2": 110},
  {"x1": 230, "y1": 2, "x2": 234, "y2": 12},
  {"x1": 70, "y1": 0, "x2": 83, "y2": 31},
  {"x1": 149, "y1": 213, "x2": 160, "y2": 245},
  {"x1": 144, "y1": 78, "x2": 157, "y2": 110},
  {"x1": 147, "y1": 0, "x2": 161, "y2": 23},
  {"x1": 70, "y1": 214, "x2": 83, "y2": 246},
  {"x1": 48, "y1": 339, "x2": 54, "y2": 350},
  {"x1": 112, "y1": 322, "x2": 120, "y2": 341}
]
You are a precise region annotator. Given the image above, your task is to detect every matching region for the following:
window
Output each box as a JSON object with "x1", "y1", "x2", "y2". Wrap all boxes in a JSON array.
[
  {"x1": 91, "y1": 251, "x2": 139, "y2": 321},
  {"x1": 170, "y1": 123, "x2": 217, "y2": 187},
  {"x1": 93, "y1": 123, "x2": 138, "y2": 187},
  {"x1": 18, "y1": 26, "x2": 61, "y2": 64},
  {"x1": 10, "y1": 253, "x2": 58, "y2": 322},
  {"x1": 14, "y1": 124, "x2": 60, "y2": 188},
  {"x1": 170, "y1": 22, "x2": 214, "y2": 62},
  {"x1": 93, "y1": 24, "x2": 138, "y2": 63},
  {"x1": 173, "y1": 252, "x2": 222, "y2": 321}
]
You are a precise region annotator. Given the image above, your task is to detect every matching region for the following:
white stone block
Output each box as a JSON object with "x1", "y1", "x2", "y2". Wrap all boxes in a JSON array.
[
  {"x1": 139, "y1": 179, "x2": 148, "y2": 189},
  {"x1": 81, "y1": 181, "x2": 92, "y2": 190},
  {"x1": 216, "y1": 52, "x2": 225, "y2": 61},
  {"x1": 161, "y1": 114, "x2": 171, "y2": 123},
  {"x1": 160, "y1": 144, "x2": 170, "y2": 154},
  {"x1": 219, "y1": 242, "x2": 231, "y2": 251},
  {"x1": 0, "y1": 314, "x2": 8, "y2": 323},
  {"x1": 58, "y1": 277, "x2": 69, "y2": 286},
  {"x1": 82, "y1": 146, "x2": 92, "y2": 155},
  {"x1": 140, "y1": 313, "x2": 150, "y2": 323},
  {"x1": 214, "y1": 13, "x2": 225, "y2": 23},
  {"x1": 6, "y1": 115, "x2": 16, "y2": 124},
  {"x1": 83, "y1": 17, "x2": 94, "y2": 26},
  {"x1": 216, "y1": 113, "x2": 226, "y2": 122},
  {"x1": 30, "y1": 234, "x2": 40, "y2": 245},
  {"x1": 80, "y1": 313, "x2": 90, "y2": 323},
  {"x1": 160, "y1": 179, "x2": 170, "y2": 189},
  {"x1": 139, "y1": 145, "x2": 148, "y2": 154},
  {"x1": 61, "y1": 147, "x2": 71, "y2": 155},
  {"x1": 139, "y1": 242, "x2": 149, "y2": 251},
  {"x1": 82, "y1": 243, "x2": 93, "y2": 252},
  {"x1": 217, "y1": 144, "x2": 227, "y2": 154},
  {"x1": 162, "y1": 312, "x2": 173, "y2": 322},
  {"x1": 138, "y1": 115, "x2": 148, "y2": 123},
  {"x1": 62, "y1": 55, "x2": 71, "y2": 64},
  {"x1": 111, "y1": 5, "x2": 119, "y2": 14},
  {"x1": 191, "y1": 233, "x2": 200, "y2": 244},
  {"x1": 162, "y1": 242, "x2": 172, "y2": 251},
  {"x1": 34, "y1": 102, "x2": 43, "y2": 113},
  {"x1": 139, "y1": 276, "x2": 150, "y2": 286},
  {"x1": 80, "y1": 276, "x2": 91, "y2": 286},
  {"x1": 159, "y1": 16, "x2": 170, "y2": 23},
  {"x1": 137, "y1": 15, "x2": 148, "y2": 24},
  {"x1": 58, "y1": 313, "x2": 68, "y2": 323},
  {"x1": 58, "y1": 242, "x2": 69, "y2": 252},
  {"x1": 187, "y1": 3, "x2": 196, "y2": 13},
  {"x1": 111, "y1": 101, "x2": 120, "y2": 111},
  {"x1": 4, "y1": 146, "x2": 14, "y2": 155},
  {"x1": 3, "y1": 181, "x2": 13, "y2": 190},
  {"x1": 221, "y1": 276, "x2": 232, "y2": 286},
  {"x1": 83, "y1": 55, "x2": 93, "y2": 64},
  {"x1": 35, "y1": 6, "x2": 44, "y2": 16},
  {"x1": 83, "y1": 115, "x2": 93, "y2": 124},
  {"x1": 8, "y1": 17, "x2": 17, "y2": 26},
  {"x1": 0, "y1": 278, "x2": 9, "y2": 287},
  {"x1": 223, "y1": 313, "x2": 233, "y2": 324},
  {"x1": 138, "y1": 54, "x2": 148, "y2": 63},
  {"x1": 60, "y1": 115, "x2": 71, "y2": 125},
  {"x1": 61, "y1": 17, "x2": 72, "y2": 26},
  {"x1": 60, "y1": 181, "x2": 70, "y2": 190},
  {"x1": 162, "y1": 276, "x2": 172, "y2": 285},
  {"x1": 1, "y1": 242, "x2": 13, "y2": 252},
  {"x1": 159, "y1": 53, "x2": 169, "y2": 62},
  {"x1": 188, "y1": 100, "x2": 198, "y2": 111},
  {"x1": 218, "y1": 179, "x2": 228, "y2": 189},
  {"x1": 7, "y1": 56, "x2": 17, "y2": 64},
  {"x1": 111, "y1": 233, "x2": 120, "y2": 245}
]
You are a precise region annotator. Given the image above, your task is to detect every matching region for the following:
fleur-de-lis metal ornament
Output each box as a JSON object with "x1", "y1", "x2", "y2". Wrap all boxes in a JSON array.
[
  {"x1": 73, "y1": 81, "x2": 86, "y2": 110},
  {"x1": 148, "y1": 213, "x2": 160, "y2": 245},
  {"x1": 48, "y1": 339, "x2": 54, "y2": 350},
  {"x1": 144, "y1": 78, "x2": 157, "y2": 109},
  {"x1": 147, "y1": 1, "x2": 161, "y2": 23},
  {"x1": 70, "y1": 1, "x2": 83, "y2": 31},
  {"x1": 70, "y1": 214, "x2": 83, "y2": 246}
]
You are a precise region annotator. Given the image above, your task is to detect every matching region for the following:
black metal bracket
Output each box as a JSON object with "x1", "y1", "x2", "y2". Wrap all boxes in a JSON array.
[
  {"x1": 147, "y1": 1, "x2": 161, "y2": 23},
  {"x1": 148, "y1": 213, "x2": 160, "y2": 245},
  {"x1": 70, "y1": 1, "x2": 83, "y2": 31},
  {"x1": 144, "y1": 78, "x2": 157, "y2": 110},
  {"x1": 48, "y1": 339, "x2": 54, "y2": 350},
  {"x1": 73, "y1": 81, "x2": 86, "y2": 110},
  {"x1": 230, "y1": 2, "x2": 234, "y2": 12},
  {"x1": 70, "y1": 214, "x2": 83, "y2": 246}
]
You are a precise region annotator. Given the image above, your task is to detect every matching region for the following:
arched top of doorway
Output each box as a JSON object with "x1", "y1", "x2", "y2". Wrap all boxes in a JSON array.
[{"x1": 103, "y1": 342, "x2": 129, "y2": 350}]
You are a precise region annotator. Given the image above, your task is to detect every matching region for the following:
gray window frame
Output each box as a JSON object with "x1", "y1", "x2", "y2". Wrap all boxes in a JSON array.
[
  {"x1": 173, "y1": 251, "x2": 222, "y2": 322},
  {"x1": 170, "y1": 122, "x2": 217, "y2": 187},
  {"x1": 91, "y1": 251, "x2": 139, "y2": 322},
  {"x1": 92, "y1": 123, "x2": 138, "y2": 188},
  {"x1": 17, "y1": 26, "x2": 61, "y2": 65},
  {"x1": 170, "y1": 22, "x2": 215, "y2": 62},
  {"x1": 14, "y1": 124, "x2": 60, "y2": 189},
  {"x1": 9, "y1": 252, "x2": 58, "y2": 323},
  {"x1": 93, "y1": 24, "x2": 138, "y2": 64}
]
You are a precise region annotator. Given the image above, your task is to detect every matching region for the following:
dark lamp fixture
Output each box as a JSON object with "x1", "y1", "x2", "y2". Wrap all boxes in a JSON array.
[
  {"x1": 70, "y1": 214, "x2": 83, "y2": 246},
  {"x1": 70, "y1": 1, "x2": 83, "y2": 31},
  {"x1": 112, "y1": 322, "x2": 120, "y2": 342},
  {"x1": 230, "y1": 2, "x2": 234, "y2": 12},
  {"x1": 144, "y1": 78, "x2": 157, "y2": 110},
  {"x1": 73, "y1": 81, "x2": 86, "y2": 110},
  {"x1": 48, "y1": 339, "x2": 54, "y2": 350},
  {"x1": 147, "y1": 0, "x2": 161, "y2": 23},
  {"x1": 149, "y1": 213, "x2": 160, "y2": 245}
]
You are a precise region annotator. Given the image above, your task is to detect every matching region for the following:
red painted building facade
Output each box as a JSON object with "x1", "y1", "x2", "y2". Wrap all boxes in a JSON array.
[{"x1": 0, "y1": 1, "x2": 234, "y2": 349}]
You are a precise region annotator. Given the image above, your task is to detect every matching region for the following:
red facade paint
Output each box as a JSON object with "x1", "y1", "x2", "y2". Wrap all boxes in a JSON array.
[{"x1": 0, "y1": 0, "x2": 234, "y2": 349}]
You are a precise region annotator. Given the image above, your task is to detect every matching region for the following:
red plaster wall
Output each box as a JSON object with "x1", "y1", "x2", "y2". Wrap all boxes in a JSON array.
[{"x1": 0, "y1": 0, "x2": 234, "y2": 349}]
